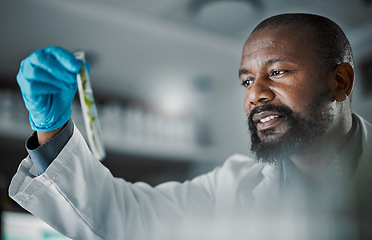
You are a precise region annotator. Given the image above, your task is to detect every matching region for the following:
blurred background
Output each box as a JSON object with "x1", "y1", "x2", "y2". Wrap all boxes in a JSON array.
[{"x1": 0, "y1": 0, "x2": 372, "y2": 238}]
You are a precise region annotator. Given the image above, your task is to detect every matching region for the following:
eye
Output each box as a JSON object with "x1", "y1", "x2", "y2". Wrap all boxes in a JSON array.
[
  {"x1": 270, "y1": 70, "x2": 287, "y2": 77},
  {"x1": 241, "y1": 78, "x2": 254, "y2": 87}
]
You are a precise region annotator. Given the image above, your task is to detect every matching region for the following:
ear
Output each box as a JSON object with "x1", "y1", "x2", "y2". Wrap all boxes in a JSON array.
[{"x1": 333, "y1": 63, "x2": 354, "y2": 102}]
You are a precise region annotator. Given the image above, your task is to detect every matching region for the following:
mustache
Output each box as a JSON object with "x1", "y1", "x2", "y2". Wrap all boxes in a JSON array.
[{"x1": 248, "y1": 104, "x2": 296, "y2": 129}]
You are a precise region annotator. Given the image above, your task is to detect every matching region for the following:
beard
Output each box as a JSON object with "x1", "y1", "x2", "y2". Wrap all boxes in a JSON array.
[{"x1": 248, "y1": 103, "x2": 333, "y2": 164}]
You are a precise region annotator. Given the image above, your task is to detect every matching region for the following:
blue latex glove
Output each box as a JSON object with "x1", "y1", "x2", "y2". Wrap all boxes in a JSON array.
[{"x1": 17, "y1": 46, "x2": 83, "y2": 132}]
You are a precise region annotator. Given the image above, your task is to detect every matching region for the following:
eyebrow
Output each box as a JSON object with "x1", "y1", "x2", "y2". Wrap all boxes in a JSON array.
[
  {"x1": 264, "y1": 57, "x2": 288, "y2": 66},
  {"x1": 238, "y1": 69, "x2": 248, "y2": 77},
  {"x1": 238, "y1": 57, "x2": 289, "y2": 77}
]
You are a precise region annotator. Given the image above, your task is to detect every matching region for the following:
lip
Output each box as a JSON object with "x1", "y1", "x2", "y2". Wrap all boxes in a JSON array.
[{"x1": 252, "y1": 111, "x2": 283, "y2": 131}]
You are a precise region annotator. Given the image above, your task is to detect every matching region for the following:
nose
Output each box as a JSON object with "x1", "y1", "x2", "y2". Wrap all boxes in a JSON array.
[{"x1": 244, "y1": 76, "x2": 275, "y2": 113}]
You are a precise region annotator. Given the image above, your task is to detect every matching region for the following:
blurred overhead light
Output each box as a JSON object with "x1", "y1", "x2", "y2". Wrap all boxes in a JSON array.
[
  {"x1": 158, "y1": 91, "x2": 188, "y2": 117},
  {"x1": 188, "y1": 0, "x2": 262, "y2": 14},
  {"x1": 146, "y1": 75, "x2": 194, "y2": 118},
  {"x1": 188, "y1": 0, "x2": 262, "y2": 35}
]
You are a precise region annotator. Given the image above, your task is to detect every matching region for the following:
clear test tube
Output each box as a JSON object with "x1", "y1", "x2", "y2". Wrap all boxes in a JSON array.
[{"x1": 74, "y1": 51, "x2": 106, "y2": 161}]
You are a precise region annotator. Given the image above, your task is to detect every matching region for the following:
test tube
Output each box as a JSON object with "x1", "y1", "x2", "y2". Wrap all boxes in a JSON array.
[{"x1": 74, "y1": 51, "x2": 106, "y2": 161}]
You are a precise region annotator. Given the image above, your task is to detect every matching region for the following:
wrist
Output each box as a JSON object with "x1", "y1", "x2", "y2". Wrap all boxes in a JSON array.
[{"x1": 37, "y1": 122, "x2": 67, "y2": 145}]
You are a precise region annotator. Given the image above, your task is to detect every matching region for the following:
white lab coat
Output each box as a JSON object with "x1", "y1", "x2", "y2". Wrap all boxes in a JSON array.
[{"x1": 9, "y1": 114, "x2": 372, "y2": 240}]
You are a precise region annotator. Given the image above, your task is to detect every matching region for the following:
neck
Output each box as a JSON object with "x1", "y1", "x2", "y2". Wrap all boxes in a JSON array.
[{"x1": 289, "y1": 114, "x2": 354, "y2": 181}]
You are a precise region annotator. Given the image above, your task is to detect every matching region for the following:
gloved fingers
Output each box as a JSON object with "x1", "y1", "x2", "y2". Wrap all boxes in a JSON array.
[
  {"x1": 25, "y1": 48, "x2": 79, "y2": 85},
  {"x1": 17, "y1": 60, "x2": 77, "y2": 97},
  {"x1": 23, "y1": 94, "x2": 51, "y2": 117},
  {"x1": 17, "y1": 72, "x2": 62, "y2": 96},
  {"x1": 16, "y1": 46, "x2": 81, "y2": 132},
  {"x1": 44, "y1": 46, "x2": 81, "y2": 73}
]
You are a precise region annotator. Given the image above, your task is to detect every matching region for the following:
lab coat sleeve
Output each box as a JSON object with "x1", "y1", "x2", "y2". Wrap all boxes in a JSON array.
[
  {"x1": 26, "y1": 119, "x2": 74, "y2": 175},
  {"x1": 9, "y1": 123, "x2": 217, "y2": 240}
]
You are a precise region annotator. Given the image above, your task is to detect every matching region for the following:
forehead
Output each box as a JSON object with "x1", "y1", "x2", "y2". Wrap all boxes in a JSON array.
[{"x1": 241, "y1": 25, "x2": 316, "y2": 63}]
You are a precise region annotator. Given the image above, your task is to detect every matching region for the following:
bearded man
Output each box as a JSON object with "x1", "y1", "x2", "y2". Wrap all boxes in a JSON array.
[{"x1": 9, "y1": 13, "x2": 372, "y2": 240}]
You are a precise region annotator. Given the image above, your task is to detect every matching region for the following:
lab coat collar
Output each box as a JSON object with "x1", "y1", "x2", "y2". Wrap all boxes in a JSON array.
[
  {"x1": 350, "y1": 114, "x2": 372, "y2": 207},
  {"x1": 252, "y1": 163, "x2": 281, "y2": 207}
]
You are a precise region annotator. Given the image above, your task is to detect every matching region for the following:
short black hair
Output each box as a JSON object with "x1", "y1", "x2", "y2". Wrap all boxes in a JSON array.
[{"x1": 251, "y1": 13, "x2": 354, "y2": 71}]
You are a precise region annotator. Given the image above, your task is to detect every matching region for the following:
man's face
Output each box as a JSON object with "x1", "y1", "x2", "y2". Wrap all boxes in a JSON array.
[{"x1": 239, "y1": 25, "x2": 335, "y2": 163}]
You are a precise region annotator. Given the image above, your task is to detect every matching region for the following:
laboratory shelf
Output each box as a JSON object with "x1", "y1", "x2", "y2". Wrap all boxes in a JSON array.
[{"x1": 0, "y1": 89, "x2": 213, "y2": 163}]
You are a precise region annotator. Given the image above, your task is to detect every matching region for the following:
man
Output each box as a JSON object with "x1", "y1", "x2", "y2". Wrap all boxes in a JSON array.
[{"x1": 9, "y1": 13, "x2": 372, "y2": 239}]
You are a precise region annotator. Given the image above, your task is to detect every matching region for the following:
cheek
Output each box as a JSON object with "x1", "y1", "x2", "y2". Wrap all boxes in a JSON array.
[
  {"x1": 274, "y1": 86, "x2": 314, "y2": 114},
  {"x1": 285, "y1": 88, "x2": 333, "y2": 120}
]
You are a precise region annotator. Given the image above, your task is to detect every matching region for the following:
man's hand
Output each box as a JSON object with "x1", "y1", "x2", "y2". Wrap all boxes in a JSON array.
[{"x1": 17, "y1": 46, "x2": 81, "y2": 137}]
